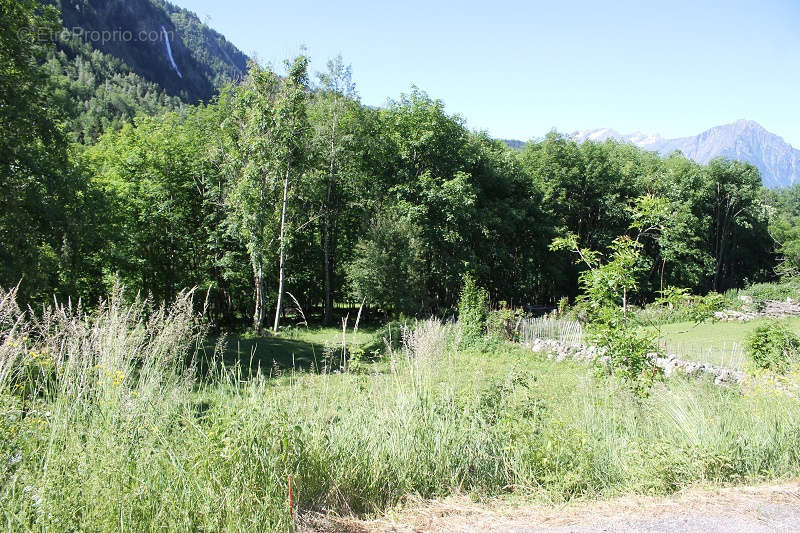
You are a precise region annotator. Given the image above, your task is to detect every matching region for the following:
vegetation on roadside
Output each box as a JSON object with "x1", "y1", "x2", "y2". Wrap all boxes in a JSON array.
[{"x1": 2, "y1": 287, "x2": 800, "y2": 531}]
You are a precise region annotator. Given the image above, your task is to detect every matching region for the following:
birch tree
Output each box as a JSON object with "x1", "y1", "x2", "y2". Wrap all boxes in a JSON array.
[
  {"x1": 271, "y1": 56, "x2": 310, "y2": 334},
  {"x1": 224, "y1": 64, "x2": 279, "y2": 331},
  {"x1": 224, "y1": 56, "x2": 309, "y2": 333}
]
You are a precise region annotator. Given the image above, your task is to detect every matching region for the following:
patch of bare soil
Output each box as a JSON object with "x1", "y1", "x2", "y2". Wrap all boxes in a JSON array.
[{"x1": 299, "y1": 481, "x2": 800, "y2": 532}]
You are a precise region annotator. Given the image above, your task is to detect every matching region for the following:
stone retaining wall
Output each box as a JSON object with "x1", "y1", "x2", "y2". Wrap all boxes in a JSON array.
[
  {"x1": 714, "y1": 298, "x2": 800, "y2": 322},
  {"x1": 525, "y1": 337, "x2": 742, "y2": 385}
]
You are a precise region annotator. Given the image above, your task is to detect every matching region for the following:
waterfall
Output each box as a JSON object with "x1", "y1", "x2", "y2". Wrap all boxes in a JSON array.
[{"x1": 161, "y1": 26, "x2": 183, "y2": 79}]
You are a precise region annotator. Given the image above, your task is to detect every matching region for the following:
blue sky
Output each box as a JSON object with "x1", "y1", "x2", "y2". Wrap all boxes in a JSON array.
[{"x1": 175, "y1": 0, "x2": 800, "y2": 146}]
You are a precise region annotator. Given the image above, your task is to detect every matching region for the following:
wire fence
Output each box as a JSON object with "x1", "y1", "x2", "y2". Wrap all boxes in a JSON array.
[
  {"x1": 656, "y1": 340, "x2": 747, "y2": 370},
  {"x1": 519, "y1": 317, "x2": 583, "y2": 347},
  {"x1": 518, "y1": 318, "x2": 747, "y2": 370}
]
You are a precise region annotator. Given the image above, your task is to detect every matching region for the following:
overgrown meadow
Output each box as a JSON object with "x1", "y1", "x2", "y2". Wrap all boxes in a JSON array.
[{"x1": 2, "y1": 287, "x2": 799, "y2": 531}]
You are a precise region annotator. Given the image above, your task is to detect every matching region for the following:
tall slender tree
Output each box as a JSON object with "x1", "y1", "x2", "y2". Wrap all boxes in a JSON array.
[
  {"x1": 223, "y1": 63, "x2": 281, "y2": 332},
  {"x1": 311, "y1": 56, "x2": 359, "y2": 324},
  {"x1": 271, "y1": 56, "x2": 310, "y2": 334}
]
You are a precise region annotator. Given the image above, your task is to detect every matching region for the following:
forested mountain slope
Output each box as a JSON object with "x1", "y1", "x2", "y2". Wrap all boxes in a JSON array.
[
  {"x1": 54, "y1": 0, "x2": 247, "y2": 101},
  {"x1": 44, "y1": 0, "x2": 249, "y2": 142}
]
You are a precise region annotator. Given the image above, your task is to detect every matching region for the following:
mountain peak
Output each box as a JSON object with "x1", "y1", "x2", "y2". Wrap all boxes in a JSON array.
[{"x1": 570, "y1": 122, "x2": 800, "y2": 188}]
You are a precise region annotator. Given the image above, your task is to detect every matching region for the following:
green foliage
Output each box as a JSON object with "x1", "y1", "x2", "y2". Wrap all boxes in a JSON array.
[
  {"x1": 688, "y1": 292, "x2": 729, "y2": 323},
  {"x1": 0, "y1": 0, "x2": 105, "y2": 302},
  {"x1": 745, "y1": 322, "x2": 800, "y2": 372},
  {"x1": 0, "y1": 0, "x2": 785, "y2": 329},
  {"x1": 458, "y1": 274, "x2": 489, "y2": 345},
  {"x1": 309, "y1": 55, "x2": 366, "y2": 324},
  {"x1": 557, "y1": 296, "x2": 570, "y2": 315},
  {"x1": 346, "y1": 209, "x2": 426, "y2": 316},
  {"x1": 486, "y1": 303, "x2": 520, "y2": 341},
  {"x1": 590, "y1": 309, "x2": 662, "y2": 397},
  {"x1": 222, "y1": 57, "x2": 310, "y2": 331},
  {"x1": 740, "y1": 278, "x2": 800, "y2": 307},
  {"x1": 551, "y1": 232, "x2": 646, "y2": 316},
  {"x1": 655, "y1": 286, "x2": 692, "y2": 307},
  {"x1": 636, "y1": 288, "x2": 740, "y2": 327},
  {"x1": 85, "y1": 105, "x2": 251, "y2": 323},
  {"x1": 769, "y1": 185, "x2": 800, "y2": 277},
  {"x1": 552, "y1": 198, "x2": 669, "y2": 395}
]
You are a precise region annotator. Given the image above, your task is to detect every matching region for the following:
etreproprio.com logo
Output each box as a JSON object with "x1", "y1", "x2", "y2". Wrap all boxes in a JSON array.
[{"x1": 19, "y1": 26, "x2": 175, "y2": 46}]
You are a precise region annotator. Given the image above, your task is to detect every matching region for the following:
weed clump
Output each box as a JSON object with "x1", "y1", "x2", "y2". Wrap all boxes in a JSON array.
[
  {"x1": 457, "y1": 274, "x2": 489, "y2": 347},
  {"x1": 746, "y1": 322, "x2": 800, "y2": 372}
]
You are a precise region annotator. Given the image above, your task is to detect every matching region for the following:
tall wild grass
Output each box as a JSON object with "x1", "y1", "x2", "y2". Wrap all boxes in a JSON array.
[{"x1": 1, "y1": 287, "x2": 800, "y2": 530}]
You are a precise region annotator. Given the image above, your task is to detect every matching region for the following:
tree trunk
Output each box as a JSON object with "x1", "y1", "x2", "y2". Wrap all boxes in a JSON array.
[
  {"x1": 322, "y1": 128, "x2": 337, "y2": 326},
  {"x1": 322, "y1": 168, "x2": 335, "y2": 325},
  {"x1": 273, "y1": 163, "x2": 291, "y2": 334},
  {"x1": 622, "y1": 287, "x2": 627, "y2": 315},
  {"x1": 253, "y1": 262, "x2": 264, "y2": 332},
  {"x1": 322, "y1": 213, "x2": 332, "y2": 325}
]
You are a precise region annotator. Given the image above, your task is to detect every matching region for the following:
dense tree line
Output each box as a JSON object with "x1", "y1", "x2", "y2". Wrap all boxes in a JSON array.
[{"x1": 0, "y1": 0, "x2": 786, "y2": 329}]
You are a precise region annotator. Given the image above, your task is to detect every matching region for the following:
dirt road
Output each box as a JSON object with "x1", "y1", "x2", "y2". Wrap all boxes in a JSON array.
[{"x1": 301, "y1": 481, "x2": 800, "y2": 532}]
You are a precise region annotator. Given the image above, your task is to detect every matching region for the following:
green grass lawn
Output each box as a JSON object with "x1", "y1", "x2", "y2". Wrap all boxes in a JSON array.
[
  {"x1": 643, "y1": 316, "x2": 800, "y2": 369},
  {"x1": 206, "y1": 325, "x2": 381, "y2": 374}
]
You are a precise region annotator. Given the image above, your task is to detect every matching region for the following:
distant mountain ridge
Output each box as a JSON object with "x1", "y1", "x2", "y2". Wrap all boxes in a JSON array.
[{"x1": 569, "y1": 120, "x2": 800, "y2": 189}]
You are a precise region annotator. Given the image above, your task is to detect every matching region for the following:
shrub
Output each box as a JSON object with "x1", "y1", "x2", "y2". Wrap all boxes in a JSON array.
[
  {"x1": 745, "y1": 322, "x2": 800, "y2": 372},
  {"x1": 362, "y1": 319, "x2": 408, "y2": 353},
  {"x1": 486, "y1": 302, "x2": 520, "y2": 341},
  {"x1": 688, "y1": 292, "x2": 730, "y2": 323},
  {"x1": 557, "y1": 296, "x2": 570, "y2": 316},
  {"x1": 591, "y1": 309, "x2": 661, "y2": 397},
  {"x1": 457, "y1": 274, "x2": 489, "y2": 346},
  {"x1": 736, "y1": 278, "x2": 800, "y2": 311}
]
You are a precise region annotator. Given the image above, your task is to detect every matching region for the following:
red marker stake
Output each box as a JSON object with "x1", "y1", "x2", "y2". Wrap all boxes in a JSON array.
[{"x1": 288, "y1": 474, "x2": 294, "y2": 519}]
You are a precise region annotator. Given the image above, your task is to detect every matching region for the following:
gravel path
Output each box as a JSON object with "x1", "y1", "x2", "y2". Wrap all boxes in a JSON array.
[{"x1": 302, "y1": 482, "x2": 800, "y2": 532}]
